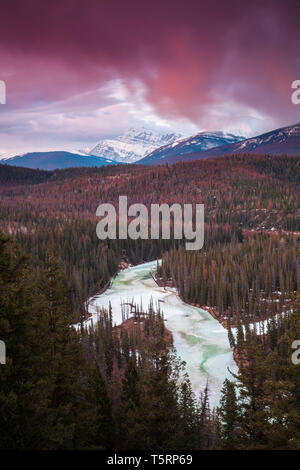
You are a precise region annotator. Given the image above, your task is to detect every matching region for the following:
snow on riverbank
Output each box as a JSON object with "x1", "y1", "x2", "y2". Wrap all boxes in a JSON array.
[{"x1": 77, "y1": 260, "x2": 238, "y2": 407}]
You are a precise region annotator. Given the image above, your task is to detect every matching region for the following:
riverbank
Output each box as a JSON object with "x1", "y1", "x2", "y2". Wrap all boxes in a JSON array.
[
  {"x1": 81, "y1": 258, "x2": 133, "y2": 322},
  {"x1": 79, "y1": 260, "x2": 237, "y2": 407},
  {"x1": 155, "y1": 275, "x2": 230, "y2": 329},
  {"x1": 155, "y1": 274, "x2": 289, "y2": 332}
]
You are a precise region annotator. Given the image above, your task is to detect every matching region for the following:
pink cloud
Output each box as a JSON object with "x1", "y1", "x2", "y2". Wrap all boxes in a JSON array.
[{"x1": 0, "y1": 0, "x2": 299, "y2": 148}]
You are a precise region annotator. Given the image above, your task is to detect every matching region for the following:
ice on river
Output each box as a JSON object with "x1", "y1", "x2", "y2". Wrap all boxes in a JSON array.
[{"x1": 78, "y1": 260, "x2": 238, "y2": 407}]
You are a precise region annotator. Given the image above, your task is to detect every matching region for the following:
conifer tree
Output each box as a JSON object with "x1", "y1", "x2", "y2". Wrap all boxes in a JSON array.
[
  {"x1": 0, "y1": 232, "x2": 50, "y2": 449},
  {"x1": 38, "y1": 250, "x2": 86, "y2": 449},
  {"x1": 83, "y1": 360, "x2": 115, "y2": 449},
  {"x1": 218, "y1": 379, "x2": 239, "y2": 449}
]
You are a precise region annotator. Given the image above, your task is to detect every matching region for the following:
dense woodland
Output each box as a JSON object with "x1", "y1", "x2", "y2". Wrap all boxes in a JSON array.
[
  {"x1": 158, "y1": 232, "x2": 300, "y2": 324},
  {"x1": 0, "y1": 154, "x2": 299, "y2": 449},
  {"x1": 1, "y1": 230, "x2": 300, "y2": 450},
  {"x1": 0, "y1": 154, "x2": 299, "y2": 314}
]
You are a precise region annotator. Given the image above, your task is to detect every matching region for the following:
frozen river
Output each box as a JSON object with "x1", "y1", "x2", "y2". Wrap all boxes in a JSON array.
[{"x1": 82, "y1": 260, "x2": 238, "y2": 407}]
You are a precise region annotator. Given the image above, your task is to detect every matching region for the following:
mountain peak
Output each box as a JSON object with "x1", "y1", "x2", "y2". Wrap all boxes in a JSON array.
[
  {"x1": 140, "y1": 123, "x2": 300, "y2": 165},
  {"x1": 89, "y1": 128, "x2": 183, "y2": 163},
  {"x1": 139, "y1": 131, "x2": 244, "y2": 165}
]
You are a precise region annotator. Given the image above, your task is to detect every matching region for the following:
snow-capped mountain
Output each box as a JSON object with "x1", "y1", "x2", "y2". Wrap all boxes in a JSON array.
[
  {"x1": 218, "y1": 122, "x2": 300, "y2": 155},
  {"x1": 139, "y1": 131, "x2": 244, "y2": 165},
  {"x1": 140, "y1": 123, "x2": 300, "y2": 165},
  {"x1": 0, "y1": 152, "x2": 13, "y2": 160},
  {"x1": 89, "y1": 128, "x2": 183, "y2": 163}
]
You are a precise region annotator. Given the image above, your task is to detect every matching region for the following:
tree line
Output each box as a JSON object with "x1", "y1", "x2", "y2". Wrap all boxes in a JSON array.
[{"x1": 158, "y1": 232, "x2": 299, "y2": 324}]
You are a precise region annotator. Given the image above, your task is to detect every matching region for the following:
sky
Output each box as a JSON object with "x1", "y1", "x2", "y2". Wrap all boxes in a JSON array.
[{"x1": 0, "y1": 0, "x2": 299, "y2": 156}]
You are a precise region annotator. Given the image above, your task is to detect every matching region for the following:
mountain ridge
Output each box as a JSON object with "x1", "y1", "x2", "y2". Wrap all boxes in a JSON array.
[
  {"x1": 3, "y1": 151, "x2": 118, "y2": 170},
  {"x1": 140, "y1": 123, "x2": 300, "y2": 165},
  {"x1": 89, "y1": 127, "x2": 183, "y2": 163},
  {"x1": 139, "y1": 131, "x2": 244, "y2": 164}
]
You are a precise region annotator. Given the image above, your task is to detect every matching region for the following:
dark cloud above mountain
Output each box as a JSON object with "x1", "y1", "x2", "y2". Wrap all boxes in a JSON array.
[{"x1": 0, "y1": 0, "x2": 299, "y2": 152}]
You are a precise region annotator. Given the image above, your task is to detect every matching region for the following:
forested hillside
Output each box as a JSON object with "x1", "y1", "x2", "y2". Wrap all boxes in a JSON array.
[
  {"x1": 158, "y1": 233, "x2": 300, "y2": 325},
  {"x1": 0, "y1": 154, "x2": 299, "y2": 316}
]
